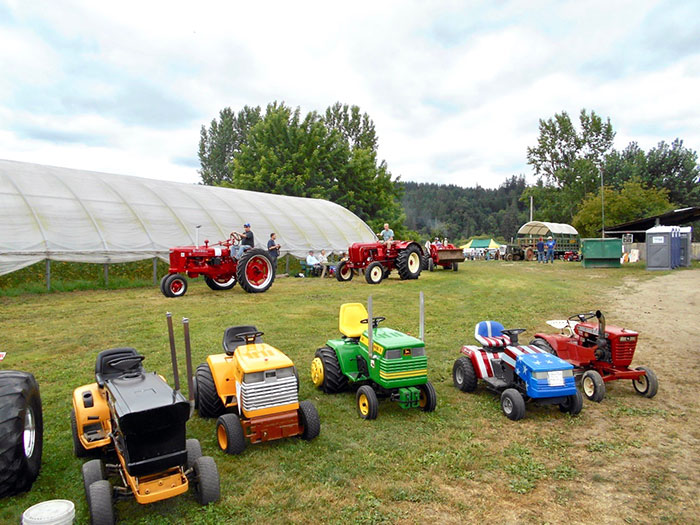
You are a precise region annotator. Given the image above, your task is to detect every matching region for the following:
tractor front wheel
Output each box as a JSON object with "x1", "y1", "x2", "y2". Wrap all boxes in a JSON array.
[
  {"x1": 194, "y1": 364, "x2": 225, "y2": 418},
  {"x1": 186, "y1": 439, "x2": 203, "y2": 470},
  {"x1": 335, "y1": 261, "x2": 353, "y2": 282},
  {"x1": 632, "y1": 366, "x2": 658, "y2": 398},
  {"x1": 82, "y1": 459, "x2": 106, "y2": 506},
  {"x1": 500, "y1": 389, "x2": 526, "y2": 421},
  {"x1": 298, "y1": 401, "x2": 321, "y2": 440},
  {"x1": 365, "y1": 261, "x2": 384, "y2": 284},
  {"x1": 163, "y1": 273, "x2": 188, "y2": 298},
  {"x1": 559, "y1": 390, "x2": 583, "y2": 415},
  {"x1": 88, "y1": 480, "x2": 115, "y2": 525},
  {"x1": 204, "y1": 275, "x2": 236, "y2": 291},
  {"x1": 418, "y1": 382, "x2": 437, "y2": 412},
  {"x1": 396, "y1": 244, "x2": 423, "y2": 280},
  {"x1": 236, "y1": 248, "x2": 275, "y2": 293},
  {"x1": 216, "y1": 414, "x2": 246, "y2": 454},
  {"x1": 453, "y1": 357, "x2": 478, "y2": 392},
  {"x1": 356, "y1": 386, "x2": 379, "y2": 420},
  {"x1": 193, "y1": 456, "x2": 220, "y2": 505},
  {"x1": 581, "y1": 370, "x2": 606, "y2": 402},
  {"x1": 312, "y1": 347, "x2": 348, "y2": 393}
]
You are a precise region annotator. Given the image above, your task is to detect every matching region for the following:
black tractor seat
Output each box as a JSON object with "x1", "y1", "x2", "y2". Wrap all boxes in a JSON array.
[
  {"x1": 222, "y1": 325, "x2": 263, "y2": 355},
  {"x1": 95, "y1": 347, "x2": 145, "y2": 387}
]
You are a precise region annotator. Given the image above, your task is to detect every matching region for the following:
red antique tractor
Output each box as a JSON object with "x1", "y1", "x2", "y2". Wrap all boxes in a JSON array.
[
  {"x1": 161, "y1": 232, "x2": 275, "y2": 297},
  {"x1": 530, "y1": 311, "x2": 658, "y2": 402},
  {"x1": 423, "y1": 242, "x2": 465, "y2": 272},
  {"x1": 335, "y1": 241, "x2": 424, "y2": 284}
]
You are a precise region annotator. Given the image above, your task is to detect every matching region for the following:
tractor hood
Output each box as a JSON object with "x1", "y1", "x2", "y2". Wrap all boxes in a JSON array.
[
  {"x1": 235, "y1": 343, "x2": 295, "y2": 373},
  {"x1": 516, "y1": 352, "x2": 573, "y2": 373},
  {"x1": 360, "y1": 327, "x2": 424, "y2": 354}
]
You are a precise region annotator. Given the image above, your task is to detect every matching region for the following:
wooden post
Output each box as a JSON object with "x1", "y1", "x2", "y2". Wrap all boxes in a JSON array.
[
  {"x1": 285, "y1": 253, "x2": 290, "y2": 274},
  {"x1": 153, "y1": 257, "x2": 158, "y2": 285},
  {"x1": 45, "y1": 259, "x2": 51, "y2": 291},
  {"x1": 103, "y1": 264, "x2": 109, "y2": 286}
]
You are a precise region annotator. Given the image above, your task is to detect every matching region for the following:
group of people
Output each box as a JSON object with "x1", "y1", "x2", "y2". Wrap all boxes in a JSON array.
[{"x1": 536, "y1": 236, "x2": 557, "y2": 263}]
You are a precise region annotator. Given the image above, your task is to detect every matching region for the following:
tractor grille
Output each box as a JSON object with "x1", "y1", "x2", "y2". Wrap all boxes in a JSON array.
[
  {"x1": 378, "y1": 355, "x2": 428, "y2": 383},
  {"x1": 613, "y1": 341, "x2": 636, "y2": 366},
  {"x1": 241, "y1": 376, "x2": 298, "y2": 413}
]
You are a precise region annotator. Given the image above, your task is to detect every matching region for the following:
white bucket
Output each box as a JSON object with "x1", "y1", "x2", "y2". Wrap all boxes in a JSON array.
[{"x1": 22, "y1": 500, "x2": 75, "y2": 525}]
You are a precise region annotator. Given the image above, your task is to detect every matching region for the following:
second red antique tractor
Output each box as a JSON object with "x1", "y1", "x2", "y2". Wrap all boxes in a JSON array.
[
  {"x1": 530, "y1": 310, "x2": 658, "y2": 402},
  {"x1": 161, "y1": 232, "x2": 275, "y2": 297},
  {"x1": 423, "y1": 241, "x2": 465, "y2": 272},
  {"x1": 335, "y1": 241, "x2": 424, "y2": 285}
]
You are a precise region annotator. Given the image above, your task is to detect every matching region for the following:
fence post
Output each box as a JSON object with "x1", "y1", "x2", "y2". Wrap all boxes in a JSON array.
[
  {"x1": 103, "y1": 264, "x2": 109, "y2": 286},
  {"x1": 153, "y1": 257, "x2": 158, "y2": 285},
  {"x1": 285, "y1": 253, "x2": 290, "y2": 275},
  {"x1": 46, "y1": 259, "x2": 51, "y2": 291}
]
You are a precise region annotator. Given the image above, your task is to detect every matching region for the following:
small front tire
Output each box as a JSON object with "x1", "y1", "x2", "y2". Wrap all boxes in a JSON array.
[
  {"x1": 193, "y1": 456, "x2": 220, "y2": 505},
  {"x1": 186, "y1": 438, "x2": 202, "y2": 470},
  {"x1": 216, "y1": 414, "x2": 246, "y2": 455},
  {"x1": 88, "y1": 480, "x2": 115, "y2": 525},
  {"x1": 356, "y1": 385, "x2": 379, "y2": 420},
  {"x1": 335, "y1": 261, "x2": 353, "y2": 282},
  {"x1": 298, "y1": 401, "x2": 321, "y2": 440},
  {"x1": 418, "y1": 381, "x2": 437, "y2": 412},
  {"x1": 501, "y1": 389, "x2": 526, "y2": 421},
  {"x1": 581, "y1": 370, "x2": 605, "y2": 402},
  {"x1": 632, "y1": 366, "x2": 658, "y2": 398},
  {"x1": 365, "y1": 261, "x2": 384, "y2": 285},
  {"x1": 559, "y1": 390, "x2": 584, "y2": 415}
]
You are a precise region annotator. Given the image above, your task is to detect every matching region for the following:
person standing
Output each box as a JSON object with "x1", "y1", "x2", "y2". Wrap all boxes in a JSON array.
[
  {"x1": 267, "y1": 233, "x2": 281, "y2": 265},
  {"x1": 536, "y1": 237, "x2": 545, "y2": 263},
  {"x1": 546, "y1": 236, "x2": 556, "y2": 263},
  {"x1": 233, "y1": 223, "x2": 254, "y2": 258}
]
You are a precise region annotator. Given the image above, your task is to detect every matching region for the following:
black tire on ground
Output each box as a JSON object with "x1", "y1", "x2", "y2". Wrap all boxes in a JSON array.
[
  {"x1": 418, "y1": 381, "x2": 437, "y2": 412},
  {"x1": 382, "y1": 267, "x2": 392, "y2": 280},
  {"x1": 193, "y1": 456, "x2": 220, "y2": 505},
  {"x1": 313, "y1": 347, "x2": 348, "y2": 394},
  {"x1": 0, "y1": 371, "x2": 43, "y2": 498},
  {"x1": 452, "y1": 356, "x2": 478, "y2": 392},
  {"x1": 505, "y1": 254, "x2": 513, "y2": 261},
  {"x1": 204, "y1": 275, "x2": 236, "y2": 291},
  {"x1": 298, "y1": 400, "x2": 321, "y2": 440},
  {"x1": 335, "y1": 261, "x2": 353, "y2": 282},
  {"x1": 163, "y1": 273, "x2": 188, "y2": 298},
  {"x1": 452, "y1": 262, "x2": 459, "y2": 271},
  {"x1": 365, "y1": 261, "x2": 384, "y2": 284},
  {"x1": 421, "y1": 255, "x2": 430, "y2": 271},
  {"x1": 71, "y1": 408, "x2": 89, "y2": 458},
  {"x1": 524, "y1": 247, "x2": 535, "y2": 261},
  {"x1": 195, "y1": 363, "x2": 225, "y2": 418},
  {"x1": 500, "y1": 388, "x2": 526, "y2": 421},
  {"x1": 428, "y1": 258, "x2": 435, "y2": 272},
  {"x1": 82, "y1": 459, "x2": 106, "y2": 505},
  {"x1": 88, "y1": 479, "x2": 115, "y2": 525},
  {"x1": 356, "y1": 385, "x2": 379, "y2": 420},
  {"x1": 186, "y1": 438, "x2": 202, "y2": 470},
  {"x1": 396, "y1": 244, "x2": 423, "y2": 280},
  {"x1": 216, "y1": 414, "x2": 246, "y2": 455},
  {"x1": 559, "y1": 390, "x2": 584, "y2": 415},
  {"x1": 581, "y1": 370, "x2": 606, "y2": 402},
  {"x1": 529, "y1": 337, "x2": 557, "y2": 356},
  {"x1": 159, "y1": 274, "x2": 169, "y2": 295},
  {"x1": 632, "y1": 366, "x2": 658, "y2": 398},
  {"x1": 236, "y1": 248, "x2": 275, "y2": 293}
]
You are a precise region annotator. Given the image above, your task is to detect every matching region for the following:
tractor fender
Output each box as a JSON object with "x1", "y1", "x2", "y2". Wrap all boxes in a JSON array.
[
  {"x1": 395, "y1": 240, "x2": 424, "y2": 256},
  {"x1": 72, "y1": 383, "x2": 111, "y2": 450},
  {"x1": 206, "y1": 354, "x2": 239, "y2": 405},
  {"x1": 460, "y1": 345, "x2": 498, "y2": 379}
]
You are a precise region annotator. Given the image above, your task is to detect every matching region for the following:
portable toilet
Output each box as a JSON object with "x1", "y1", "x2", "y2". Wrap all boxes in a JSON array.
[
  {"x1": 646, "y1": 226, "x2": 675, "y2": 270},
  {"x1": 679, "y1": 226, "x2": 693, "y2": 267}
]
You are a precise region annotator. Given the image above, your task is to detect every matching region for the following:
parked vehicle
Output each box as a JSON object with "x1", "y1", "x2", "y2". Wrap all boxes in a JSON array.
[
  {"x1": 336, "y1": 240, "x2": 423, "y2": 284},
  {"x1": 423, "y1": 241, "x2": 465, "y2": 271}
]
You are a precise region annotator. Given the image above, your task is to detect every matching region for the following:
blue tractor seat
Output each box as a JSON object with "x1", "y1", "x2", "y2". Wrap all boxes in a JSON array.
[{"x1": 474, "y1": 321, "x2": 511, "y2": 349}]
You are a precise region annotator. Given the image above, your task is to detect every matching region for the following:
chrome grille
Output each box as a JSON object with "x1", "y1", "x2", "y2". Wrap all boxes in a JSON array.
[{"x1": 241, "y1": 376, "x2": 298, "y2": 412}]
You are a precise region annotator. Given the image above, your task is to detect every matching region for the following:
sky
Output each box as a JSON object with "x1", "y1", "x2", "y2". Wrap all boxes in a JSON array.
[{"x1": 1, "y1": 0, "x2": 698, "y2": 189}]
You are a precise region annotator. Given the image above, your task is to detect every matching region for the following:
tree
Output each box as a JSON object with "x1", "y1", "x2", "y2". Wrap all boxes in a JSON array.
[{"x1": 572, "y1": 180, "x2": 675, "y2": 237}]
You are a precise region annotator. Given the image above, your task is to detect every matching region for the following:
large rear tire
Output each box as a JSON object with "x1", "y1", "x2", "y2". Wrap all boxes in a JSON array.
[
  {"x1": 0, "y1": 371, "x2": 43, "y2": 498},
  {"x1": 529, "y1": 337, "x2": 557, "y2": 356},
  {"x1": 237, "y1": 248, "x2": 275, "y2": 293},
  {"x1": 396, "y1": 244, "x2": 423, "y2": 280},
  {"x1": 312, "y1": 347, "x2": 348, "y2": 393},
  {"x1": 335, "y1": 261, "x2": 353, "y2": 282},
  {"x1": 194, "y1": 363, "x2": 225, "y2": 418},
  {"x1": 204, "y1": 275, "x2": 236, "y2": 290},
  {"x1": 452, "y1": 357, "x2": 478, "y2": 392},
  {"x1": 298, "y1": 401, "x2": 321, "y2": 440},
  {"x1": 71, "y1": 408, "x2": 89, "y2": 458},
  {"x1": 193, "y1": 456, "x2": 220, "y2": 505}
]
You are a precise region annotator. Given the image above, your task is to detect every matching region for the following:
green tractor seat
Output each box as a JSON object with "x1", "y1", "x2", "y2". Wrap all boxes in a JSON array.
[{"x1": 339, "y1": 303, "x2": 368, "y2": 339}]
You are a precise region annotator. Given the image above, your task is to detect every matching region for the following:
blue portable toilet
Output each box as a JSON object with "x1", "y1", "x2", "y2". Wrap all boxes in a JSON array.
[{"x1": 679, "y1": 226, "x2": 693, "y2": 267}]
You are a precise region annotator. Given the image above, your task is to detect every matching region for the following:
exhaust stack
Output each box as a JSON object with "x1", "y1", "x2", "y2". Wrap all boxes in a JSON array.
[
  {"x1": 166, "y1": 312, "x2": 181, "y2": 392},
  {"x1": 182, "y1": 318, "x2": 195, "y2": 409},
  {"x1": 367, "y1": 295, "x2": 373, "y2": 359},
  {"x1": 419, "y1": 291, "x2": 425, "y2": 342}
]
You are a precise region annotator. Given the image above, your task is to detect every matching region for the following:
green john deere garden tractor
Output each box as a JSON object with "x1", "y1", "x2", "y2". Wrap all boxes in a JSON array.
[{"x1": 311, "y1": 294, "x2": 436, "y2": 419}]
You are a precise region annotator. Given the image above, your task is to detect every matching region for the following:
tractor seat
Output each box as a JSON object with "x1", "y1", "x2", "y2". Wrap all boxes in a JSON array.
[
  {"x1": 474, "y1": 321, "x2": 511, "y2": 350},
  {"x1": 339, "y1": 303, "x2": 368, "y2": 339},
  {"x1": 222, "y1": 325, "x2": 262, "y2": 355},
  {"x1": 95, "y1": 347, "x2": 145, "y2": 387}
]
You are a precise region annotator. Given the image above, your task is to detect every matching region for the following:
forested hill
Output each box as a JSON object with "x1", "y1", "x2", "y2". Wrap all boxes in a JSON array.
[{"x1": 400, "y1": 176, "x2": 530, "y2": 243}]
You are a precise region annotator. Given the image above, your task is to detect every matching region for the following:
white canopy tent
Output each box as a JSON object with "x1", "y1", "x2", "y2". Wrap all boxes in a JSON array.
[
  {"x1": 0, "y1": 160, "x2": 377, "y2": 276},
  {"x1": 517, "y1": 221, "x2": 579, "y2": 236}
]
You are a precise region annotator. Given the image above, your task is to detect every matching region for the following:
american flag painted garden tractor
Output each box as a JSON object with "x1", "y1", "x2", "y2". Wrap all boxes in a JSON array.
[
  {"x1": 530, "y1": 311, "x2": 658, "y2": 402},
  {"x1": 311, "y1": 294, "x2": 436, "y2": 419},
  {"x1": 193, "y1": 326, "x2": 320, "y2": 454},
  {"x1": 161, "y1": 232, "x2": 275, "y2": 297},
  {"x1": 71, "y1": 317, "x2": 220, "y2": 525},
  {"x1": 335, "y1": 240, "x2": 424, "y2": 284},
  {"x1": 453, "y1": 322, "x2": 582, "y2": 420}
]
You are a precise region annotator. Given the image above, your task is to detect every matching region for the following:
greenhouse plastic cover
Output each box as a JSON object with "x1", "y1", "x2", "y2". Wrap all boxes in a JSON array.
[
  {"x1": 0, "y1": 160, "x2": 378, "y2": 276},
  {"x1": 517, "y1": 221, "x2": 579, "y2": 236}
]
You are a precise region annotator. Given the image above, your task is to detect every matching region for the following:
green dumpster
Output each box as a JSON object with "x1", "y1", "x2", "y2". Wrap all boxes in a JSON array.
[{"x1": 581, "y1": 238, "x2": 622, "y2": 268}]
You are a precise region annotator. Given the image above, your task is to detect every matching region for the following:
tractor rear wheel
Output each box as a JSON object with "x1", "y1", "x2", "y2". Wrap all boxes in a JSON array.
[
  {"x1": 505, "y1": 254, "x2": 513, "y2": 261},
  {"x1": 632, "y1": 366, "x2": 658, "y2": 398},
  {"x1": 559, "y1": 390, "x2": 583, "y2": 415},
  {"x1": 186, "y1": 439, "x2": 203, "y2": 470},
  {"x1": 195, "y1": 364, "x2": 225, "y2": 418},
  {"x1": 500, "y1": 389, "x2": 526, "y2": 421},
  {"x1": 418, "y1": 381, "x2": 437, "y2": 412},
  {"x1": 0, "y1": 371, "x2": 43, "y2": 498},
  {"x1": 216, "y1": 414, "x2": 246, "y2": 455},
  {"x1": 236, "y1": 248, "x2": 275, "y2": 293},
  {"x1": 298, "y1": 401, "x2": 321, "y2": 440},
  {"x1": 193, "y1": 456, "x2": 220, "y2": 505},
  {"x1": 581, "y1": 370, "x2": 606, "y2": 402},
  {"x1": 163, "y1": 273, "x2": 188, "y2": 297},
  {"x1": 71, "y1": 408, "x2": 89, "y2": 458},
  {"x1": 356, "y1": 386, "x2": 379, "y2": 420},
  {"x1": 159, "y1": 274, "x2": 169, "y2": 295},
  {"x1": 453, "y1": 357, "x2": 478, "y2": 392},
  {"x1": 529, "y1": 337, "x2": 557, "y2": 356},
  {"x1": 396, "y1": 244, "x2": 423, "y2": 280},
  {"x1": 312, "y1": 347, "x2": 348, "y2": 393},
  {"x1": 82, "y1": 459, "x2": 106, "y2": 505},
  {"x1": 524, "y1": 247, "x2": 535, "y2": 261},
  {"x1": 204, "y1": 275, "x2": 236, "y2": 290},
  {"x1": 365, "y1": 261, "x2": 384, "y2": 284},
  {"x1": 335, "y1": 261, "x2": 353, "y2": 282},
  {"x1": 88, "y1": 480, "x2": 114, "y2": 525}
]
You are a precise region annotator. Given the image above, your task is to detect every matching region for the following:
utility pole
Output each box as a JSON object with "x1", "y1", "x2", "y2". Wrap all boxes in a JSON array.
[
  {"x1": 600, "y1": 168, "x2": 605, "y2": 238},
  {"x1": 529, "y1": 195, "x2": 533, "y2": 222}
]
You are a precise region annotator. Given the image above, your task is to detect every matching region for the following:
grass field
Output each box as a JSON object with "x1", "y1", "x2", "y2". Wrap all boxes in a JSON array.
[{"x1": 0, "y1": 261, "x2": 696, "y2": 524}]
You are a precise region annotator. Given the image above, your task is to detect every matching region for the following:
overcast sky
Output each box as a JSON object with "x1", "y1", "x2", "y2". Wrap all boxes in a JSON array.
[{"x1": 1, "y1": 1, "x2": 698, "y2": 189}]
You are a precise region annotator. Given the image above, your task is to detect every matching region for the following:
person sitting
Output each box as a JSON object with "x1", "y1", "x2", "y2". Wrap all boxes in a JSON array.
[
  {"x1": 232, "y1": 223, "x2": 254, "y2": 258},
  {"x1": 379, "y1": 223, "x2": 394, "y2": 247},
  {"x1": 318, "y1": 249, "x2": 328, "y2": 264},
  {"x1": 306, "y1": 250, "x2": 322, "y2": 276}
]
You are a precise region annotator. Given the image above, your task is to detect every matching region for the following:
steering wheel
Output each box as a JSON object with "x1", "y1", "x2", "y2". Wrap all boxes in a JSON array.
[
  {"x1": 235, "y1": 331, "x2": 265, "y2": 344},
  {"x1": 569, "y1": 312, "x2": 596, "y2": 323},
  {"x1": 361, "y1": 317, "x2": 386, "y2": 328},
  {"x1": 501, "y1": 328, "x2": 526, "y2": 345},
  {"x1": 230, "y1": 231, "x2": 242, "y2": 242},
  {"x1": 108, "y1": 355, "x2": 145, "y2": 372}
]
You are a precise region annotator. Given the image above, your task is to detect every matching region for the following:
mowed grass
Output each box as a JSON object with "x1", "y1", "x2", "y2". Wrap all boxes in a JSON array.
[{"x1": 0, "y1": 261, "x2": 688, "y2": 523}]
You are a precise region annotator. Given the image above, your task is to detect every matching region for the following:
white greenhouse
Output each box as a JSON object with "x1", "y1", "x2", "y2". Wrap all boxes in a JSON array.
[{"x1": 0, "y1": 159, "x2": 377, "y2": 276}]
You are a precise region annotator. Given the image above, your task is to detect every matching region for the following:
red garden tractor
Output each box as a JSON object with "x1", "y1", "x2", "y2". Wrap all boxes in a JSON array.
[
  {"x1": 161, "y1": 232, "x2": 275, "y2": 297},
  {"x1": 335, "y1": 240, "x2": 424, "y2": 285},
  {"x1": 530, "y1": 310, "x2": 658, "y2": 402},
  {"x1": 423, "y1": 242, "x2": 465, "y2": 272}
]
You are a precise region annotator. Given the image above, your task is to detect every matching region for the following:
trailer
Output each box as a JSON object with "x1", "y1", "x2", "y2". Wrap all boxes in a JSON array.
[{"x1": 516, "y1": 221, "x2": 579, "y2": 261}]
